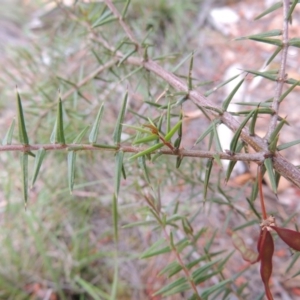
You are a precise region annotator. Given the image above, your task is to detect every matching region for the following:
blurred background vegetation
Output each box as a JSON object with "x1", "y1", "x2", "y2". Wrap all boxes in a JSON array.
[{"x1": 1, "y1": 0, "x2": 300, "y2": 299}]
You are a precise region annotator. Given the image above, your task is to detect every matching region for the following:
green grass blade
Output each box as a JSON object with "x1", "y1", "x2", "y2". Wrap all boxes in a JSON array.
[
  {"x1": 113, "y1": 92, "x2": 128, "y2": 144},
  {"x1": 110, "y1": 255, "x2": 119, "y2": 300},
  {"x1": 16, "y1": 90, "x2": 29, "y2": 145},
  {"x1": 89, "y1": 103, "x2": 104, "y2": 144},
  {"x1": 2, "y1": 118, "x2": 15, "y2": 145},
  {"x1": 68, "y1": 151, "x2": 77, "y2": 194},
  {"x1": 112, "y1": 194, "x2": 118, "y2": 242},
  {"x1": 75, "y1": 276, "x2": 110, "y2": 300},
  {"x1": 31, "y1": 148, "x2": 46, "y2": 188},
  {"x1": 113, "y1": 150, "x2": 124, "y2": 241}
]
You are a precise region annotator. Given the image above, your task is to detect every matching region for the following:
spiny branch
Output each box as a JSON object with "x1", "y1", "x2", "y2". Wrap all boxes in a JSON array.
[{"x1": 0, "y1": 143, "x2": 265, "y2": 162}]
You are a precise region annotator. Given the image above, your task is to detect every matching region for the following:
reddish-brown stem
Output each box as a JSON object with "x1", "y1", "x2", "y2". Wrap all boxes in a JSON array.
[{"x1": 258, "y1": 165, "x2": 267, "y2": 220}]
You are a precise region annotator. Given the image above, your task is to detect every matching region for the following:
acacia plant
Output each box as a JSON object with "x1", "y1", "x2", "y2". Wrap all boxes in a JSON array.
[{"x1": 1, "y1": 0, "x2": 300, "y2": 299}]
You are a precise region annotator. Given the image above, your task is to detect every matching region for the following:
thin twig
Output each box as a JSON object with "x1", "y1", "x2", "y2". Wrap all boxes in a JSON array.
[
  {"x1": 0, "y1": 143, "x2": 265, "y2": 162},
  {"x1": 162, "y1": 227, "x2": 202, "y2": 300},
  {"x1": 265, "y1": 0, "x2": 290, "y2": 141}
]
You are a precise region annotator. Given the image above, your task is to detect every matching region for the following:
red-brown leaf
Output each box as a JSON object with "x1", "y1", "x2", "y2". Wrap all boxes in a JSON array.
[
  {"x1": 259, "y1": 230, "x2": 274, "y2": 300},
  {"x1": 271, "y1": 226, "x2": 300, "y2": 251}
]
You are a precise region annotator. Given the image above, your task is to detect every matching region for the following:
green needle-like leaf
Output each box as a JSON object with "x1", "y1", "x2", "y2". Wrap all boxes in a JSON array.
[
  {"x1": 75, "y1": 276, "x2": 110, "y2": 300},
  {"x1": 113, "y1": 92, "x2": 128, "y2": 144},
  {"x1": 52, "y1": 96, "x2": 66, "y2": 145},
  {"x1": 129, "y1": 143, "x2": 164, "y2": 161},
  {"x1": 244, "y1": 69, "x2": 278, "y2": 81},
  {"x1": 266, "y1": 46, "x2": 282, "y2": 66},
  {"x1": 121, "y1": 0, "x2": 131, "y2": 18},
  {"x1": 277, "y1": 139, "x2": 300, "y2": 151},
  {"x1": 166, "y1": 101, "x2": 171, "y2": 133},
  {"x1": 254, "y1": 2, "x2": 282, "y2": 20},
  {"x1": 264, "y1": 158, "x2": 277, "y2": 194},
  {"x1": 68, "y1": 151, "x2": 77, "y2": 194},
  {"x1": 213, "y1": 122, "x2": 222, "y2": 152},
  {"x1": 2, "y1": 119, "x2": 15, "y2": 145},
  {"x1": 89, "y1": 103, "x2": 104, "y2": 144},
  {"x1": 21, "y1": 152, "x2": 29, "y2": 208},
  {"x1": 188, "y1": 51, "x2": 194, "y2": 90},
  {"x1": 236, "y1": 29, "x2": 282, "y2": 40},
  {"x1": 249, "y1": 107, "x2": 259, "y2": 136},
  {"x1": 269, "y1": 117, "x2": 287, "y2": 142},
  {"x1": 222, "y1": 78, "x2": 245, "y2": 111},
  {"x1": 279, "y1": 80, "x2": 299, "y2": 103},
  {"x1": 230, "y1": 110, "x2": 254, "y2": 153},
  {"x1": 112, "y1": 194, "x2": 118, "y2": 242},
  {"x1": 114, "y1": 151, "x2": 124, "y2": 197},
  {"x1": 165, "y1": 120, "x2": 183, "y2": 142},
  {"x1": 204, "y1": 158, "x2": 213, "y2": 201},
  {"x1": 137, "y1": 156, "x2": 150, "y2": 184},
  {"x1": 204, "y1": 74, "x2": 240, "y2": 97},
  {"x1": 16, "y1": 90, "x2": 29, "y2": 145},
  {"x1": 248, "y1": 37, "x2": 283, "y2": 47},
  {"x1": 73, "y1": 125, "x2": 90, "y2": 144},
  {"x1": 287, "y1": 0, "x2": 298, "y2": 22},
  {"x1": 194, "y1": 119, "x2": 221, "y2": 145},
  {"x1": 31, "y1": 148, "x2": 46, "y2": 188},
  {"x1": 133, "y1": 134, "x2": 158, "y2": 145},
  {"x1": 225, "y1": 142, "x2": 244, "y2": 182}
]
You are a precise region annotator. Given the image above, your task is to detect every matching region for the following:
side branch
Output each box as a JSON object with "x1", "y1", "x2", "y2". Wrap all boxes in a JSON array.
[{"x1": 265, "y1": 0, "x2": 290, "y2": 140}]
